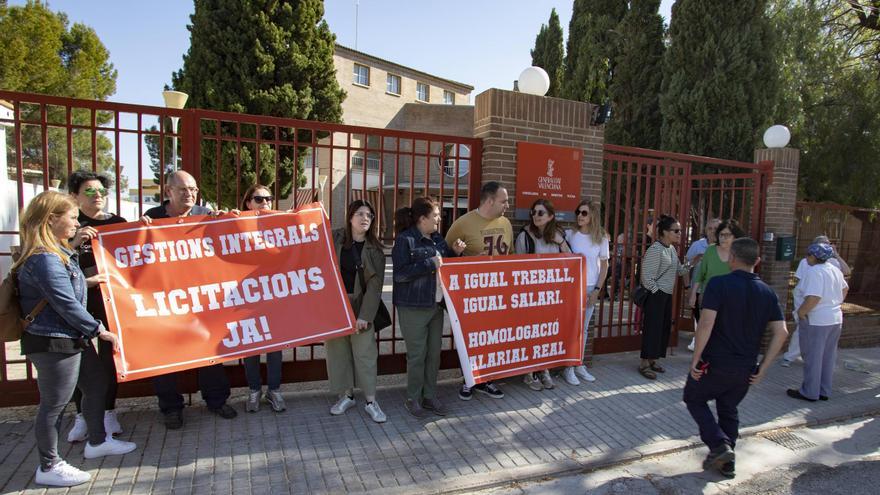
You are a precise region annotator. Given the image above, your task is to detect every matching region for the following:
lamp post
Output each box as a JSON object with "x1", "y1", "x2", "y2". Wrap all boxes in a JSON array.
[{"x1": 162, "y1": 90, "x2": 189, "y2": 171}]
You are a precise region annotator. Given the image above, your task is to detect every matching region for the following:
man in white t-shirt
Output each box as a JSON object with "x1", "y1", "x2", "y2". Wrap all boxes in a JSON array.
[
  {"x1": 786, "y1": 243, "x2": 848, "y2": 402},
  {"x1": 781, "y1": 235, "x2": 851, "y2": 366}
]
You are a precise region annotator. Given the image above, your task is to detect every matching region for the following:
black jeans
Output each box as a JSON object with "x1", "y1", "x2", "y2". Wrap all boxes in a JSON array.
[
  {"x1": 152, "y1": 364, "x2": 231, "y2": 413},
  {"x1": 73, "y1": 337, "x2": 117, "y2": 412},
  {"x1": 683, "y1": 366, "x2": 752, "y2": 450}
]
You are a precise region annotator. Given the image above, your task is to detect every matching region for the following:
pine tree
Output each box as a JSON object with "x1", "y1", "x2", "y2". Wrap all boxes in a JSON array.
[
  {"x1": 605, "y1": 0, "x2": 664, "y2": 148},
  {"x1": 563, "y1": 0, "x2": 627, "y2": 104},
  {"x1": 171, "y1": 0, "x2": 345, "y2": 209},
  {"x1": 660, "y1": 0, "x2": 778, "y2": 162},
  {"x1": 530, "y1": 8, "x2": 564, "y2": 97}
]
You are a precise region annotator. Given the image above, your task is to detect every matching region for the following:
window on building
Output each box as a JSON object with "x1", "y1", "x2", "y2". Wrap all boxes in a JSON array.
[
  {"x1": 351, "y1": 152, "x2": 380, "y2": 171},
  {"x1": 353, "y1": 64, "x2": 369, "y2": 86},
  {"x1": 386, "y1": 74, "x2": 401, "y2": 95},
  {"x1": 417, "y1": 82, "x2": 429, "y2": 102},
  {"x1": 443, "y1": 90, "x2": 455, "y2": 105}
]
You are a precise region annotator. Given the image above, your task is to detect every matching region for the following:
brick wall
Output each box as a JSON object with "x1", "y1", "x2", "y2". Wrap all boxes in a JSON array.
[{"x1": 472, "y1": 88, "x2": 604, "y2": 363}]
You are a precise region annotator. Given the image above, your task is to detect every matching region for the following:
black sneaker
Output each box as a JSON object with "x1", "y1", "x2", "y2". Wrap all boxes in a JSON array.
[
  {"x1": 720, "y1": 460, "x2": 735, "y2": 478},
  {"x1": 702, "y1": 444, "x2": 734, "y2": 470},
  {"x1": 474, "y1": 382, "x2": 504, "y2": 399},
  {"x1": 208, "y1": 404, "x2": 238, "y2": 419},
  {"x1": 458, "y1": 384, "x2": 473, "y2": 401},
  {"x1": 405, "y1": 399, "x2": 429, "y2": 418},
  {"x1": 163, "y1": 410, "x2": 183, "y2": 430},
  {"x1": 421, "y1": 398, "x2": 448, "y2": 416}
]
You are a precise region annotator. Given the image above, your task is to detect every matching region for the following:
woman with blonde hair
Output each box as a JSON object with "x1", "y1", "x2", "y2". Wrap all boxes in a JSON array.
[
  {"x1": 563, "y1": 199, "x2": 609, "y2": 385},
  {"x1": 14, "y1": 191, "x2": 136, "y2": 487}
]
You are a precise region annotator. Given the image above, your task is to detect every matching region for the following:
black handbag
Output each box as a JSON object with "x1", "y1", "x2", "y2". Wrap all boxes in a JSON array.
[
  {"x1": 353, "y1": 247, "x2": 392, "y2": 331},
  {"x1": 632, "y1": 285, "x2": 651, "y2": 307}
]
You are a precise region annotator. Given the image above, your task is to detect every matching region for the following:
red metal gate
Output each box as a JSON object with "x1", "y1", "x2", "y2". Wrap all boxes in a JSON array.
[
  {"x1": 595, "y1": 144, "x2": 771, "y2": 354},
  {"x1": 0, "y1": 90, "x2": 480, "y2": 406}
]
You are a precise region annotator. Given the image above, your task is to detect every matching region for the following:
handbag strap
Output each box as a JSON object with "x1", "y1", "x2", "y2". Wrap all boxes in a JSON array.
[{"x1": 12, "y1": 271, "x2": 48, "y2": 326}]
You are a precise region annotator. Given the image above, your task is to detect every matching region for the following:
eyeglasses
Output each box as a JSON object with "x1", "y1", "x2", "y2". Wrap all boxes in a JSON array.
[
  {"x1": 175, "y1": 186, "x2": 199, "y2": 195},
  {"x1": 576, "y1": 210, "x2": 590, "y2": 217},
  {"x1": 718, "y1": 232, "x2": 734, "y2": 239},
  {"x1": 530, "y1": 210, "x2": 547, "y2": 217},
  {"x1": 354, "y1": 211, "x2": 374, "y2": 220},
  {"x1": 670, "y1": 229, "x2": 682, "y2": 234},
  {"x1": 252, "y1": 195, "x2": 273, "y2": 204},
  {"x1": 83, "y1": 187, "x2": 108, "y2": 198}
]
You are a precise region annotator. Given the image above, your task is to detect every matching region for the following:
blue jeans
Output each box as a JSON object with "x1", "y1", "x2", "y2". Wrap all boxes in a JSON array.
[
  {"x1": 243, "y1": 352, "x2": 283, "y2": 391},
  {"x1": 683, "y1": 366, "x2": 752, "y2": 450},
  {"x1": 153, "y1": 364, "x2": 230, "y2": 413}
]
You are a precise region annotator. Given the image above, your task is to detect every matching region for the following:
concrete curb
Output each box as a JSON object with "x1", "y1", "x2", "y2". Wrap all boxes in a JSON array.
[{"x1": 410, "y1": 403, "x2": 880, "y2": 495}]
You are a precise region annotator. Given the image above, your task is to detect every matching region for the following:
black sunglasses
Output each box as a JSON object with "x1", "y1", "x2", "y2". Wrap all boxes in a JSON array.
[
  {"x1": 530, "y1": 210, "x2": 547, "y2": 217},
  {"x1": 252, "y1": 195, "x2": 273, "y2": 204},
  {"x1": 576, "y1": 209, "x2": 590, "y2": 217},
  {"x1": 670, "y1": 229, "x2": 682, "y2": 233}
]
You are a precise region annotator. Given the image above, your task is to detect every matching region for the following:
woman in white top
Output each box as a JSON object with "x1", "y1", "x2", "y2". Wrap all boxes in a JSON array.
[
  {"x1": 562, "y1": 199, "x2": 609, "y2": 385},
  {"x1": 515, "y1": 199, "x2": 571, "y2": 391}
]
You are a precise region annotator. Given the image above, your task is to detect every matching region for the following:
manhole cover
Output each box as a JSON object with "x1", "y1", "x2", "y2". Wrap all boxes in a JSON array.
[{"x1": 761, "y1": 431, "x2": 818, "y2": 451}]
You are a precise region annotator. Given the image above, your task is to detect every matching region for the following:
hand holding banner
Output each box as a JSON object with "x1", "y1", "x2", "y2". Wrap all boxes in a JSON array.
[
  {"x1": 92, "y1": 204, "x2": 356, "y2": 381},
  {"x1": 439, "y1": 254, "x2": 587, "y2": 387}
]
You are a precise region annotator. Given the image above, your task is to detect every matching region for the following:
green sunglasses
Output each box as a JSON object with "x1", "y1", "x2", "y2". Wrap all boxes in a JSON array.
[{"x1": 83, "y1": 187, "x2": 108, "y2": 198}]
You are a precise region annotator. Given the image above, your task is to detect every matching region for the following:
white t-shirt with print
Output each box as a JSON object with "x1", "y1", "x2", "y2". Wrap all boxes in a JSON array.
[
  {"x1": 565, "y1": 230, "x2": 609, "y2": 288},
  {"x1": 800, "y1": 261, "x2": 848, "y2": 326}
]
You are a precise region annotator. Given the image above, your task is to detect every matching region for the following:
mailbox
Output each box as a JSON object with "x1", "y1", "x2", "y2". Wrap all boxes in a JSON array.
[{"x1": 775, "y1": 236, "x2": 796, "y2": 261}]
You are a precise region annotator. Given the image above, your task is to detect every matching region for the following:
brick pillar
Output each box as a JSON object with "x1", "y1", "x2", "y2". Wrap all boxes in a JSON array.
[
  {"x1": 754, "y1": 147, "x2": 800, "y2": 314},
  {"x1": 472, "y1": 88, "x2": 605, "y2": 363}
]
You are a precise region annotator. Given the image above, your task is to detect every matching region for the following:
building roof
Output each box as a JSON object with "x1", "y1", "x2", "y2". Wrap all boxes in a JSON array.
[{"x1": 335, "y1": 45, "x2": 474, "y2": 93}]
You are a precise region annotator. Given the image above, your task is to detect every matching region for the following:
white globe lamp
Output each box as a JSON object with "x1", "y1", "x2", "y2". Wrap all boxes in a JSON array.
[
  {"x1": 517, "y1": 67, "x2": 550, "y2": 96},
  {"x1": 763, "y1": 125, "x2": 791, "y2": 148}
]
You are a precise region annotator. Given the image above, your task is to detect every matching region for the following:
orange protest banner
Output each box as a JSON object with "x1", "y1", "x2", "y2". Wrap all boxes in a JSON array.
[
  {"x1": 439, "y1": 254, "x2": 586, "y2": 387},
  {"x1": 92, "y1": 204, "x2": 356, "y2": 381}
]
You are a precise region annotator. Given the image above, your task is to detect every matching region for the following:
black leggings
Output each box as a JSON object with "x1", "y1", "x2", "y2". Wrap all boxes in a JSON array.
[{"x1": 73, "y1": 337, "x2": 117, "y2": 412}]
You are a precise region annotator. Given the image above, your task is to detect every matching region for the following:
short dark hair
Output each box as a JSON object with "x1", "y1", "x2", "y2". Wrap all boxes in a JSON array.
[
  {"x1": 656, "y1": 214, "x2": 678, "y2": 237},
  {"x1": 480, "y1": 181, "x2": 503, "y2": 202},
  {"x1": 68, "y1": 169, "x2": 113, "y2": 195},
  {"x1": 394, "y1": 197, "x2": 438, "y2": 235},
  {"x1": 717, "y1": 219, "x2": 746, "y2": 241},
  {"x1": 730, "y1": 238, "x2": 760, "y2": 266}
]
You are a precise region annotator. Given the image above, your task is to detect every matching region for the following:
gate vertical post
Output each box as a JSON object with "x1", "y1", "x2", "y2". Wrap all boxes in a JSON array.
[{"x1": 754, "y1": 147, "x2": 800, "y2": 314}]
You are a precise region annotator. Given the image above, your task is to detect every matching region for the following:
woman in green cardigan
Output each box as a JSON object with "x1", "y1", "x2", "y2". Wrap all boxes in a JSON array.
[
  {"x1": 687, "y1": 219, "x2": 746, "y2": 310},
  {"x1": 326, "y1": 199, "x2": 387, "y2": 423}
]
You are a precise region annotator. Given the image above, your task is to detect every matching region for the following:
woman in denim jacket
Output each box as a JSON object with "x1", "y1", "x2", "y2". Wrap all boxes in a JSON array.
[
  {"x1": 14, "y1": 191, "x2": 136, "y2": 487},
  {"x1": 392, "y1": 197, "x2": 465, "y2": 418}
]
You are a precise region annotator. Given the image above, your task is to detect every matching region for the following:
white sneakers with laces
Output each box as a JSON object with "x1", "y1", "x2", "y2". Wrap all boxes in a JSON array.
[
  {"x1": 330, "y1": 395, "x2": 356, "y2": 415},
  {"x1": 364, "y1": 402, "x2": 387, "y2": 423},
  {"x1": 66, "y1": 414, "x2": 88, "y2": 443},
  {"x1": 83, "y1": 435, "x2": 137, "y2": 459},
  {"x1": 34, "y1": 461, "x2": 90, "y2": 487},
  {"x1": 562, "y1": 367, "x2": 580, "y2": 386},
  {"x1": 573, "y1": 365, "x2": 596, "y2": 382},
  {"x1": 104, "y1": 410, "x2": 122, "y2": 435}
]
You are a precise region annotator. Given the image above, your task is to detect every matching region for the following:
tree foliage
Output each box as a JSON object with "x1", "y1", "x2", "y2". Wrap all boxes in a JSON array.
[
  {"x1": 171, "y1": 0, "x2": 345, "y2": 209},
  {"x1": 563, "y1": 0, "x2": 627, "y2": 104},
  {"x1": 605, "y1": 0, "x2": 665, "y2": 148},
  {"x1": 660, "y1": 0, "x2": 778, "y2": 162},
  {"x1": 530, "y1": 8, "x2": 565, "y2": 97},
  {"x1": 0, "y1": 0, "x2": 117, "y2": 182}
]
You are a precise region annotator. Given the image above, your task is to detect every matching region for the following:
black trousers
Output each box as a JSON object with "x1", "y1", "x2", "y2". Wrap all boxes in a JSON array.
[
  {"x1": 73, "y1": 337, "x2": 117, "y2": 412},
  {"x1": 683, "y1": 366, "x2": 752, "y2": 450},
  {"x1": 640, "y1": 290, "x2": 672, "y2": 359},
  {"x1": 153, "y1": 364, "x2": 230, "y2": 413}
]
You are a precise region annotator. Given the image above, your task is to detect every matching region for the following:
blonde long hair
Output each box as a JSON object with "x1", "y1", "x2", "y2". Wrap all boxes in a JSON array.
[
  {"x1": 12, "y1": 191, "x2": 78, "y2": 271},
  {"x1": 576, "y1": 199, "x2": 607, "y2": 244}
]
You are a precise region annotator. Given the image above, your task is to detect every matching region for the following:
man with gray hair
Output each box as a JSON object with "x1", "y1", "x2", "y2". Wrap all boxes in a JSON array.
[{"x1": 685, "y1": 238, "x2": 789, "y2": 478}]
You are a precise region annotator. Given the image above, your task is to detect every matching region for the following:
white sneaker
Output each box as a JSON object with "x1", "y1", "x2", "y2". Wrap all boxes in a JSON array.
[
  {"x1": 66, "y1": 413, "x2": 88, "y2": 443},
  {"x1": 330, "y1": 395, "x2": 356, "y2": 415},
  {"x1": 539, "y1": 370, "x2": 555, "y2": 389},
  {"x1": 574, "y1": 365, "x2": 596, "y2": 382},
  {"x1": 83, "y1": 435, "x2": 137, "y2": 459},
  {"x1": 104, "y1": 410, "x2": 122, "y2": 435},
  {"x1": 364, "y1": 402, "x2": 387, "y2": 423},
  {"x1": 687, "y1": 338, "x2": 696, "y2": 352},
  {"x1": 562, "y1": 367, "x2": 580, "y2": 386},
  {"x1": 34, "y1": 461, "x2": 90, "y2": 487}
]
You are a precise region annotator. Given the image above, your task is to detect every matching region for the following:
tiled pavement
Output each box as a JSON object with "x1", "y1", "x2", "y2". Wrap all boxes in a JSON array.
[{"x1": 1, "y1": 345, "x2": 878, "y2": 495}]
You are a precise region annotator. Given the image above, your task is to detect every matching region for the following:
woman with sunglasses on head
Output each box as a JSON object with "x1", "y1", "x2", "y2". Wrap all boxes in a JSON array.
[
  {"x1": 562, "y1": 199, "x2": 609, "y2": 386},
  {"x1": 514, "y1": 199, "x2": 571, "y2": 391},
  {"x1": 65, "y1": 170, "x2": 128, "y2": 443},
  {"x1": 16, "y1": 191, "x2": 137, "y2": 487},
  {"x1": 639, "y1": 215, "x2": 692, "y2": 379},
  {"x1": 326, "y1": 199, "x2": 388, "y2": 423},
  {"x1": 239, "y1": 185, "x2": 286, "y2": 413}
]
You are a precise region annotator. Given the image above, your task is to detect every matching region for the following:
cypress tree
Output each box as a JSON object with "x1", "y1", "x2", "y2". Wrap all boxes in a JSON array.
[
  {"x1": 171, "y1": 0, "x2": 345, "y2": 208},
  {"x1": 660, "y1": 0, "x2": 778, "y2": 162},
  {"x1": 605, "y1": 0, "x2": 664, "y2": 148},
  {"x1": 563, "y1": 0, "x2": 627, "y2": 104},
  {"x1": 530, "y1": 8, "x2": 564, "y2": 97}
]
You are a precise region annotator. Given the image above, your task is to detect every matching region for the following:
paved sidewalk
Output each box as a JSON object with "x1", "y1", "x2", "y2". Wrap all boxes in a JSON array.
[{"x1": 1, "y1": 345, "x2": 878, "y2": 495}]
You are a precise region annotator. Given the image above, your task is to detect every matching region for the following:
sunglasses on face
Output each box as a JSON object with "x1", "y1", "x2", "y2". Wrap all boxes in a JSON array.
[
  {"x1": 83, "y1": 187, "x2": 108, "y2": 198},
  {"x1": 576, "y1": 210, "x2": 590, "y2": 217},
  {"x1": 530, "y1": 210, "x2": 548, "y2": 217},
  {"x1": 252, "y1": 195, "x2": 273, "y2": 204},
  {"x1": 670, "y1": 229, "x2": 682, "y2": 234}
]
